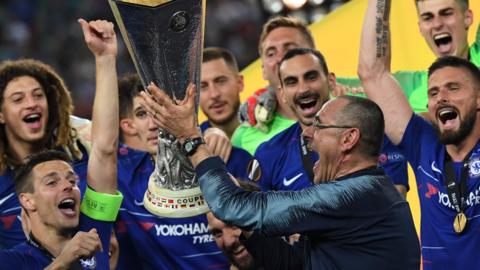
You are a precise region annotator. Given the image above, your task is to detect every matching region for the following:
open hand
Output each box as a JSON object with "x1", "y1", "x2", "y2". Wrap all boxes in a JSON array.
[{"x1": 141, "y1": 82, "x2": 201, "y2": 143}]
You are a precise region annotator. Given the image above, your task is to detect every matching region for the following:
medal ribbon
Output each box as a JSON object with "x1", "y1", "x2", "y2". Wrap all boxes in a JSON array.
[{"x1": 444, "y1": 154, "x2": 470, "y2": 234}]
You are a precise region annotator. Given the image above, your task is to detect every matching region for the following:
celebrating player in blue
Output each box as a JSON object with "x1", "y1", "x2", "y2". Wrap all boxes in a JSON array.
[
  {"x1": 359, "y1": 0, "x2": 480, "y2": 269},
  {"x1": 0, "y1": 19, "x2": 122, "y2": 269},
  {"x1": 114, "y1": 72, "x2": 251, "y2": 269},
  {"x1": 252, "y1": 47, "x2": 409, "y2": 196}
]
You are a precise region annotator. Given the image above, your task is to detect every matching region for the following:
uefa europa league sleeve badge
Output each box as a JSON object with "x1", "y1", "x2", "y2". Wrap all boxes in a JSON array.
[{"x1": 109, "y1": 0, "x2": 208, "y2": 217}]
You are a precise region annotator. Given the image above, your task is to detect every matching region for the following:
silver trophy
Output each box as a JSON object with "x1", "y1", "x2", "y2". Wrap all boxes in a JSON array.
[{"x1": 109, "y1": 0, "x2": 208, "y2": 217}]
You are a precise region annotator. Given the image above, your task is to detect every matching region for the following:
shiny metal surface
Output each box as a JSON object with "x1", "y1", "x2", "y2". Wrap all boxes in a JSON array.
[{"x1": 109, "y1": 0, "x2": 207, "y2": 217}]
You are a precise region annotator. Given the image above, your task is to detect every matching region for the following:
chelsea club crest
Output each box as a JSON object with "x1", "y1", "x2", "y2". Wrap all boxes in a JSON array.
[{"x1": 468, "y1": 154, "x2": 480, "y2": 179}]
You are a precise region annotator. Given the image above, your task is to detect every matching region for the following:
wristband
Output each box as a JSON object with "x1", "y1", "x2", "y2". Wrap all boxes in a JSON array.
[{"x1": 80, "y1": 186, "x2": 123, "y2": 221}]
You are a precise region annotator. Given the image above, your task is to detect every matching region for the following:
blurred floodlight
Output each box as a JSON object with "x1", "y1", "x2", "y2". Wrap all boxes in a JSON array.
[
  {"x1": 310, "y1": 7, "x2": 327, "y2": 22},
  {"x1": 282, "y1": 0, "x2": 307, "y2": 10},
  {"x1": 262, "y1": 0, "x2": 284, "y2": 13},
  {"x1": 308, "y1": 0, "x2": 325, "y2": 5}
]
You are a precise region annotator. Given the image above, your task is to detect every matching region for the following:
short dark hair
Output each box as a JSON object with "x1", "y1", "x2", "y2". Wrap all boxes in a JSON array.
[
  {"x1": 414, "y1": 0, "x2": 468, "y2": 11},
  {"x1": 14, "y1": 150, "x2": 71, "y2": 195},
  {"x1": 428, "y1": 56, "x2": 480, "y2": 88},
  {"x1": 118, "y1": 73, "x2": 143, "y2": 119},
  {"x1": 203, "y1": 47, "x2": 239, "y2": 73},
  {"x1": 277, "y1": 48, "x2": 329, "y2": 86},
  {"x1": 258, "y1": 16, "x2": 315, "y2": 56},
  {"x1": 336, "y1": 96, "x2": 385, "y2": 158}
]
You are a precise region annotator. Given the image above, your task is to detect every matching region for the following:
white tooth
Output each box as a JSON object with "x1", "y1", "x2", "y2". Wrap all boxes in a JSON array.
[
  {"x1": 434, "y1": 33, "x2": 450, "y2": 40},
  {"x1": 25, "y1": 114, "x2": 40, "y2": 119},
  {"x1": 439, "y1": 110, "x2": 453, "y2": 116},
  {"x1": 61, "y1": 199, "x2": 75, "y2": 204}
]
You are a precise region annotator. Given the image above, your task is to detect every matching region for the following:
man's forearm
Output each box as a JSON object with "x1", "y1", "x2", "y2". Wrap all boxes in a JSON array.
[{"x1": 358, "y1": 0, "x2": 412, "y2": 144}]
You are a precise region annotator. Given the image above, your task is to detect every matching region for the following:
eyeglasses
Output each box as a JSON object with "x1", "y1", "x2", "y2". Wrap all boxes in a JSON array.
[{"x1": 312, "y1": 118, "x2": 353, "y2": 130}]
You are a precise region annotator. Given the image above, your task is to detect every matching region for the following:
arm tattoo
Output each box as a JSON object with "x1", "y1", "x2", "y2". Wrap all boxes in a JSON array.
[{"x1": 375, "y1": 0, "x2": 390, "y2": 58}]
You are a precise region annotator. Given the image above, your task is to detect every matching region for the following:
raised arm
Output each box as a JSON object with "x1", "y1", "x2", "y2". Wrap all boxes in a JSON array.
[
  {"x1": 79, "y1": 19, "x2": 118, "y2": 194},
  {"x1": 357, "y1": 0, "x2": 412, "y2": 144}
]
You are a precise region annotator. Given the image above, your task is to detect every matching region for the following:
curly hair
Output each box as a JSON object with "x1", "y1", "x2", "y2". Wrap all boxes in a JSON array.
[{"x1": 0, "y1": 59, "x2": 80, "y2": 173}]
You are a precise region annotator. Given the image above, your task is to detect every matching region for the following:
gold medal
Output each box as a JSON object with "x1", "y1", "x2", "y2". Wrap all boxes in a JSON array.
[{"x1": 453, "y1": 212, "x2": 467, "y2": 234}]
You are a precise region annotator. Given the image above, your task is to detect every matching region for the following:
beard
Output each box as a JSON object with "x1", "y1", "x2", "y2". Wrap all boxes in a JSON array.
[
  {"x1": 291, "y1": 91, "x2": 324, "y2": 126},
  {"x1": 206, "y1": 100, "x2": 240, "y2": 126},
  {"x1": 227, "y1": 252, "x2": 258, "y2": 270},
  {"x1": 433, "y1": 106, "x2": 477, "y2": 145}
]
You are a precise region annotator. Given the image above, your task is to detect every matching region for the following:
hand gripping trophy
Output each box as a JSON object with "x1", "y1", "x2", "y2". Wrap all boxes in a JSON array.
[{"x1": 109, "y1": 0, "x2": 208, "y2": 217}]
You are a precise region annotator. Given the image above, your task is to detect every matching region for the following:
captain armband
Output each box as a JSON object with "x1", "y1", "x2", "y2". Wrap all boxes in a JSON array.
[{"x1": 80, "y1": 186, "x2": 123, "y2": 222}]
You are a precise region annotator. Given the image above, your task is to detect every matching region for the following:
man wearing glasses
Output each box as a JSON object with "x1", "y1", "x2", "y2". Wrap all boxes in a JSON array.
[
  {"x1": 140, "y1": 81, "x2": 421, "y2": 269},
  {"x1": 249, "y1": 48, "x2": 409, "y2": 197}
]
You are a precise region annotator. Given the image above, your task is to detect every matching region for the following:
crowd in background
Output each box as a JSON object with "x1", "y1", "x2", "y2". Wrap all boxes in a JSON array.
[{"x1": 0, "y1": 0, "x2": 349, "y2": 117}]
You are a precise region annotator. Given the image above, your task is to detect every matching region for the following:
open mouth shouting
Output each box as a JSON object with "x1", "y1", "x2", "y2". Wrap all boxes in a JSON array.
[
  {"x1": 295, "y1": 93, "x2": 320, "y2": 118},
  {"x1": 436, "y1": 106, "x2": 459, "y2": 130},
  {"x1": 23, "y1": 112, "x2": 43, "y2": 130},
  {"x1": 58, "y1": 197, "x2": 78, "y2": 218},
  {"x1": 433, "y1": 33, "x2": 453, "y2": 55}
]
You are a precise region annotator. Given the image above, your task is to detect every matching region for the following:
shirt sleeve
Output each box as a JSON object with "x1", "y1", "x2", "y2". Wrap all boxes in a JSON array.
[
  {"x1": 252, "y1": 143, "x2": 274, "y2": 191},
  {"x1": 79, "y1": 213, "x2": 113, "y2": 270},
  {"x1": 241, "y1": 232, "x2": 304, "y2": 270},
  {"x1": 197, "y1": 156, "x2": 378, "y2": 236},
  {"x1": 470, "y1": 22, "x2": 480, "y2": 67},
  {"x1": 380, "y1": 136, "x2": 409, "y2": 189},
  {"x1": 396, "y1": 114, "x2": 436, "y2": 167}
]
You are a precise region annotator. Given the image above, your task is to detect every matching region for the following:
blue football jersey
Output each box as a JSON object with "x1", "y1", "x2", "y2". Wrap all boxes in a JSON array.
[
  {"x1": 115, "y1": 144, "x2": 251, "y2": 269},
  {"x1": 199, "y1": 120, "x2": 252, "y2": 180},
  {"x1": 397, "y1": 114, "x2": 480, "y2": 270},
  {"x1": 252, "y1": 123, "x2": 316, "y2": 191},
  {"x1": 252, "y1": 122, "x2": 408, "y2": 192},
  {"x1": 379, "y1": 137, "x2": 409, "y2": 190},
  {"x1": 0, "y1": 145, "x2": 89, "y2": 249},
  {"x1": 0, "y1": 213, "x2": 112, "y2": 270}
]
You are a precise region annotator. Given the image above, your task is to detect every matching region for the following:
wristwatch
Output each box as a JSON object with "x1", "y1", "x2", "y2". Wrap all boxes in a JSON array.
[{"x1": 182, "y1": 137, "x2": 206, "y2": 156}]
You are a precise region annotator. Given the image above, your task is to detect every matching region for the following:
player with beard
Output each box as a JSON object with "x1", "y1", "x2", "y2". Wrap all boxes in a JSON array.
[
  {"x1": 340, "y1": 0, "x2": 478, "y2": 113},
  {"x1": 206, "y1": 180, "x2": 263, "y2": 270},
  {"x1": 231, "y1": 16, "x2": 313, "y2": 155},
  {"x1": 114, "y1": 73, "x2": 251, "y2": 270},
  {"x1": 199, "y1": 47, "x2": 252, "y2": 175},
  {"x1": 0, "y1": 18, "x2": 122, "y2": 269},
  {"x1": 249, "y1": 48, "x2": 328, "y2": 191},
  {"x1": 207, "y1": 212, "x2": 260, "y2": 270},
  {"x1": 200, "y1": 47, "x2": 243, "y2": 139},
  {"x1": 359, "y1": 0, "x2": 480, "y2": 268},
  {"x1": 251, "y1": 48, "x2": 408, "y2": 196}
]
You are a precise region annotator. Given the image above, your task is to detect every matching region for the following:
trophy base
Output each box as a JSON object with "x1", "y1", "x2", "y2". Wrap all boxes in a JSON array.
[{"x1": 143, "y1": 176, "x2": 209, "y2": 218}]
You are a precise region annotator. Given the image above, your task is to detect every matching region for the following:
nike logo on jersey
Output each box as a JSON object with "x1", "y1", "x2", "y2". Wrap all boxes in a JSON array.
[
  {"x1": 283, "y1": 173, "x2": 303, "y2": 186},
  {"x1": 431, "y1": 161, "x2": 442, "y2": 175},
  {"x1": 0, "y1": 193, "x2": 14, "y2": 206}
]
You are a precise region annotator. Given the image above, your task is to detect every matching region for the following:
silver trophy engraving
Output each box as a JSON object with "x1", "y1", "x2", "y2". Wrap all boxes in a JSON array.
[{"x1": 109, "y1": 0, "x2": 208, "y2": 217}]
